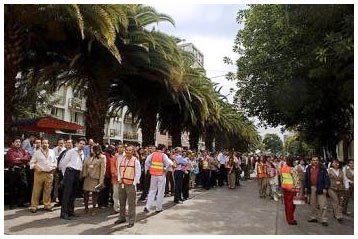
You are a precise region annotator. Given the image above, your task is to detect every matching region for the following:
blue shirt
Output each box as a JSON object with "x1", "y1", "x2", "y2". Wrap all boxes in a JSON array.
[
  {"x1": 83, "y1": 145, "x2": 91, "y2": 159},
  {"x1": 174, "y1": 154, "x2": 188, "y2": 171}
]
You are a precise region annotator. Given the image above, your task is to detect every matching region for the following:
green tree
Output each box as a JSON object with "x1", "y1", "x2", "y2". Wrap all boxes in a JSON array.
[
  {"x1": 233, "y1": 5, "x2": 353, "y2": 156},
  {"x1": 262, "y1": 133, "x2": 283, "y2": 154}
]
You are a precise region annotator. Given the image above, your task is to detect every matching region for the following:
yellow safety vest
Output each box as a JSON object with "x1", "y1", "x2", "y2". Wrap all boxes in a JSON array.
[{"x1": 281, "y1": 165, "x2": 294, "y2": 190}]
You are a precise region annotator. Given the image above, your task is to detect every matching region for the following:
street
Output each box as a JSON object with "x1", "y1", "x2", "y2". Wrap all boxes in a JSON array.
[{"x1": 3, "y1": 179, "x2": 354, "y2": 235}]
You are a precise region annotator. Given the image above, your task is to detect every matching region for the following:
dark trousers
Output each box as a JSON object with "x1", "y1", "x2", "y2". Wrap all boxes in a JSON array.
[
  {"x1": 140, "y1": 171, "x2": 151, "y2": 200},
  {"x1": 283, "y1": 189, "x2": 296, "y2": 224},
  {"x1": 182, "y1": 171, "x2": 190, "y2": 199},
  {"x1": 210, "y1": 170, "x2": 218, "y2": 187},
  {"x1": 218, "y1": 164, "x2": 227, "y2": 186},
  {"x1": 202, "y1": 170, "x2": 211, "y2": 190},
  {"x1": 52, "y1": 170, "x2": 63, "y2": 203},
  {"x1": 98, "y1": 176, "x2": 111, "y2": 207},
  {"x1": 165, "y1": 171, "x2": 174, "y2": 195},
  {"x1": 61, "y1": 168, "x2": 80, "y2": 216},
  {"x1": 174, "y1": 170, "x2": 184, "y2": 202},
  {"x1": 7, "y1": 168, "x2": 28, "y2": 206}
]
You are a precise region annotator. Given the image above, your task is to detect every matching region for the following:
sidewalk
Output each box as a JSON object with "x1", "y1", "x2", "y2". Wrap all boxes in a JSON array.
[{"x1": 4, "y1": 180, "x2": 354, "y2": 235}]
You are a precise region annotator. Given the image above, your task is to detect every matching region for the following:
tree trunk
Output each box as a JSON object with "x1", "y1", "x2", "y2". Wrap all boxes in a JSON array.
[
  {"x1": 140, "y1": 111, "x2": 157, "y2": 147},
  {"x1": 204, "y1": 126, "x2": 214, "y2": 152},
  {"x1": 4, "y1": 23, "x2": 24, "y2": 145},
  {"x1": 85, "y1": 77, "x2": 109, "y2": 144},
  {"x1": 189, "y1": 127, "x2": 200, "y2": 151},
  {"x1": 170, "y1": 125, "x2": 182, "y2": 148}
]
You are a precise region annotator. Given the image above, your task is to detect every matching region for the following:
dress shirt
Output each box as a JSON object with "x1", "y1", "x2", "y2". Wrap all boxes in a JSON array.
[
  {"x1": 117, "y1": 156, "x2": 141, "y2": 185},
  {"x1": 343, "y1": 167, "x2": 354, "y2": 189},
  {"x1": 59, "y1": 147, "x2": 84, "y2": 174},
  {"x1": 53, "y1": 146, "x2": 66, "y2": 158},
  {"x1": 145, "y1": 151, "x2": 173, "y2": 172},
  {"x1": 174, "y1": 154, "x2": 188, "y2": 171},
  {"x1": 5, "y1": 147, "x2": 30, "y2": 167},
  {"x1": 218, "y1": 152, "x2": 227, "y2": 164},
  {"x1": 30, "y1": 148, "x2": 57, "y2": 172}
]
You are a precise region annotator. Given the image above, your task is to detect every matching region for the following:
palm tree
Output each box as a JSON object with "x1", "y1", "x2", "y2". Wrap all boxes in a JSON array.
[{"x1": 5, "y1": 4, "x2": 128, "y2": 143}]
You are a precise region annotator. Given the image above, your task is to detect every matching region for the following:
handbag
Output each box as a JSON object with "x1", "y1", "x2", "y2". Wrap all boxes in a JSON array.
[{"x1": 293, "y1": 187, "x2": 306, "y2": 205}]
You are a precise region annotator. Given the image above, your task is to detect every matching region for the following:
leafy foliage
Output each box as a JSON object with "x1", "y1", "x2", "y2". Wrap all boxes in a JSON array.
[
  {"x1": 234, "y1": 4, "x2": 353, "y2": 154},
  {"x1": 262, "y1": 133, "x2": 283, "y2": 154}
]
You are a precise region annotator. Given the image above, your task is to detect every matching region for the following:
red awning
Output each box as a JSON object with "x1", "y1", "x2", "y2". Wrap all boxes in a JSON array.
[{"x1": 14, "y1": 117, "x2": 84, "y2": 134}]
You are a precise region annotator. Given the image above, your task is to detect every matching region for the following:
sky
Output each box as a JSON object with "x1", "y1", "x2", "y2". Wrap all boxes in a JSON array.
[{"x1": 151, "y1": 4, "x2": 287, "y2": 141}]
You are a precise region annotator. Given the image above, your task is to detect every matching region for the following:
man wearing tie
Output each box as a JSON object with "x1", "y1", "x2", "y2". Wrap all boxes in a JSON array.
[{"x1": 59, "y1": 138, "x2": 87, "y2": 220}]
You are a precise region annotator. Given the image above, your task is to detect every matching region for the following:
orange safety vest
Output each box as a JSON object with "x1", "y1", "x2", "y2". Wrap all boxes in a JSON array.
[
  {"x1": 257, "y1": 163, "x2": 267, "y2": 178},
  {"x1": 119, "y1": 157, "x2": 136, "y2": 185},
  {"x1": 149, "y1": 152, "x2": 165, "y2": 176},
  {"x1": 281, "y1": 165, "x2": 294, "y2": 190}
]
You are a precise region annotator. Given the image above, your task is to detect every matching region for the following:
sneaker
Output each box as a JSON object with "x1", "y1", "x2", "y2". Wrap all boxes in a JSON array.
[
  {"x1": 143, "y1": 207, "x2": 149, "y2": 213},
  {"x1": 273, "y1": 195, "x2": 279, "y2": 202}
]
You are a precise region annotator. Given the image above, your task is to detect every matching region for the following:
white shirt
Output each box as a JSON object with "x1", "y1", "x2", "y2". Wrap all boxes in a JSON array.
[
  {"x1": 53, "y1": 146, "x2": 66, "y2": 158},
  {"x1": 218, "y1": 153, "x2": 226, "y2": 164},
  {"x1": 343, "y1": 167, "x2": 354, "y2": 189},
  {"x1": 30, "y1": 148, "x2": 57, "y2": 172},
  {"x1": 59, "y1": 147, "x2": 84, "y2": 175},
  {"x1": 117, "y1": 156, "x2": 141, "y2": 185}
]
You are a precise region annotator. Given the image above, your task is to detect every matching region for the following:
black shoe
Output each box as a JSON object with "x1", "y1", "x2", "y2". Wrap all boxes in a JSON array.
[
  {"x1": 114, "y1": 219, "x2": 126, "y2": 224},
  {"x1": 44, "y1": 207, "x2": 53, "y2": 212},
  {"x1": 110, "y1": 210, "x2": 119, "y2": 215},
  {"x1": 69, "y1": 213, "x2": 80, "y2": 217},
  {"x1": 337, "y1": 218, "x2": 343, "y2": 224},
  {"x1": 322, "y1": 222, "x2": 328, "y2": 226},
  {"x1": 307, "y1": 219, "x2": 318, "y2": 223},
  {"x1": 54, "y1": 203, "x2": 61, "y2": 207},
  {"x1": 288, "y1": 221, "x2": 297, "y2": 225},
  {"x1": 60, "y1": 214, "x2": 71, "y2": 220},
  {"x1": 143, "y1": 207, "x2": 149, "y2": 213},
  {"x1": 127, "y1": 223, "x2": 134, "y2": 228}
]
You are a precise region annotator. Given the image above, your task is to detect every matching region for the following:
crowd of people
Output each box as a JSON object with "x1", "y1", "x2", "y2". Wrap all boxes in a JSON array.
[
  {"x1": 5, "y1": 135, "x2": 354, "y2": 229},
  {"x1": 254, "y1": 154, "x2": 355, "y2": 226}
]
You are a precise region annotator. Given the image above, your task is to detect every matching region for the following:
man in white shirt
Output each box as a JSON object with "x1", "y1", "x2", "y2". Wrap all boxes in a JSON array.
[
  {"x1": 29, "y1": 138, "x2": 57, "y2": 213},
  {"x1": 51, "y1": 138, "x2": 66, "y2": 203},
  {"x1": 59, "y1": 137, "x2": 86, "y2": 220},
  {"x1": 114, "y1": 145, "x2": 141, "y2": 228},
  {"x1": 144, "y1": 144, "x2": 173, "y2": 213}
]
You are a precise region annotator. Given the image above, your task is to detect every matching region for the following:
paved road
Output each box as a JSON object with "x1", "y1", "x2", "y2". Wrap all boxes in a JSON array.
[{"x1": 3, "y1": 180, "x2": 354, "y2": 235}]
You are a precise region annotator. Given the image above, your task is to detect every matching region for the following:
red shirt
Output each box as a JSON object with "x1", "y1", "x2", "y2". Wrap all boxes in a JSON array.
[
  {"x1": 104, "y1": 152, "x2": 112, "y2": 178},
  {"x1": 5, "y1": 147, "x2": 30, "y2": 167},
  {"x1": 110, "y1": 153, "x2": 119, "y2": 184},
  {"x1": 310, "y1": 166, "x2": 319, "y2": 186}
]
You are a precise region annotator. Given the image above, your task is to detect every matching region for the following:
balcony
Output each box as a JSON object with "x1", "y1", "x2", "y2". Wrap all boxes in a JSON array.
[
  {"x1": 68, "y1": 98, "x2": 83, "y2": 111},
  {"x1": 123, "y1": 131, "x2": 139, "y2": 140},
  {"x1": 53, "y1": 94, "x2": 66, "y2": 106}
]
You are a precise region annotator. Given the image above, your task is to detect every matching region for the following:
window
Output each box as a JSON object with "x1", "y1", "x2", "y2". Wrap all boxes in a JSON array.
[
  {"x1": 71, "y1": 112, "x2": 83, "y2": 124},
  {"x1": 51, "y1": 107, "x2": 64, "y2": 120},
  {"x1": 110, "y1": 129, "x2": 116, "y2": 137}
]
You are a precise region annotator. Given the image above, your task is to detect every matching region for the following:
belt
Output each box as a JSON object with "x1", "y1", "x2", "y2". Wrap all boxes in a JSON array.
[
  {"x1": 8, "y1": 166, "x2": 25, "y2": 171},
  {"x1": 66, "y1": 167, "x2": 80, "y2": 172}
]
